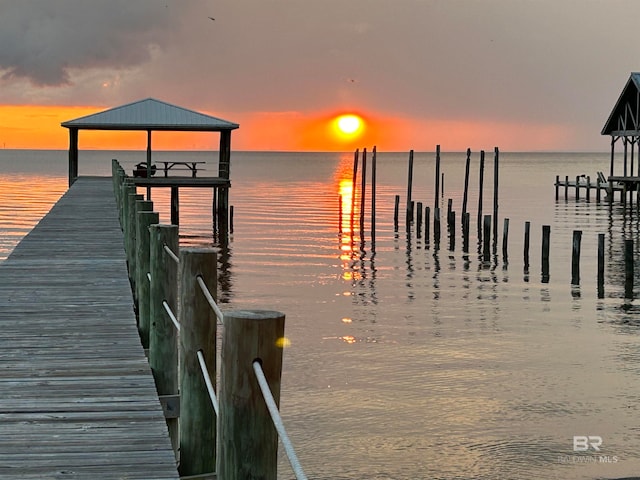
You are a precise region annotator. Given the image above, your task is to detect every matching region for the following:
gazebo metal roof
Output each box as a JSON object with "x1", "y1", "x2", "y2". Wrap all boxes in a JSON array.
[{"x1": 61, "y1": 98, "x2": 239, "y2": 132}]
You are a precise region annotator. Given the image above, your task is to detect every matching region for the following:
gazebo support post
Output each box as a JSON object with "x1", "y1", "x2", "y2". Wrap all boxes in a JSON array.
[
  {"x1": 610, "y1": 136, "x2": 615, "y2": 178},
  {"x1": 624, "y1": 137, "x2": 629, "y2": 177},
  {"x1": 68, "y1": 127, "x2": 79, "y2": 187},
  {"x1": 218, "y1": 130, "x2": 232, "y2": 231},
  {"x1": 146, "y1": 129, "x2": 152, "y2": 200},
  {"x1": 171, "y1": 187, "x2": 179, "y2": 225}
]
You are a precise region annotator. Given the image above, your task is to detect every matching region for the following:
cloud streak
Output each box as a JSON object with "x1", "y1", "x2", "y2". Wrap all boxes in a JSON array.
[{"x1": 0, "y1": 0, "x2": 173, "y2": 86}]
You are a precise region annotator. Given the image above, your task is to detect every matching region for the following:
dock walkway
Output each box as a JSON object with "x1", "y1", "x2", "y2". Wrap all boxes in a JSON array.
[{"x1": 0, "y1": 177, "x2": 179, "y2": 479}]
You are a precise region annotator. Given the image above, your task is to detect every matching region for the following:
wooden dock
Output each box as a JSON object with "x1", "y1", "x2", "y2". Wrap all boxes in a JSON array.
[
  {"x1": 554, "y1": 172, "x2": 626, "y2": 201},
  {"x1": 0, "y1": 177, "x2": 179, "y2": 479}
]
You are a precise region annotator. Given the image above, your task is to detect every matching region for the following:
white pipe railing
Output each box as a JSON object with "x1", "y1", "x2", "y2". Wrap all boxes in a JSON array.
[
  {"x1": 196, "y1": 350, "x2": 219, "y2": 417},
  {"x1": 196, "y1": 275, "x2": 224, "y2": 325},
  {"x1": 253, "y1": 360, "x2": 308, "y2": 480},
  {"x1": 162, "y1": 300, "x2": 181, "y2": 332}
]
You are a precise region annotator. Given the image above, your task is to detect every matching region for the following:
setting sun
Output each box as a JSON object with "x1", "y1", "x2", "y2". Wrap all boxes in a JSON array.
[{"x1": 336, "y1": 114, "x2": 362, "y2": 134}]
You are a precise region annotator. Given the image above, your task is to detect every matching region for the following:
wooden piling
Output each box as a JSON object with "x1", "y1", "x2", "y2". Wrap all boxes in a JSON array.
[
  {"x1": 120, "y1": 180, "x2": 134, "y2": 244},
  {"x1": 170, "y1": 187, "x2": 179, "y2": 225},
  {"x1": 119, "y1": 179, "x2": 135, "y2": 229},
  {"x1": 609, "y1": 177, "x2": 614, "y2": 204},
  {"x1": 483, "y1": 215, "x2": 491, "y2": 262},
  {"x1": 178, "y1": 249, "x2": 218, "y2": 477},
  {"x1": 351, "y1": 149, "x2": 359, "y2": 226},
  {"x1": 492, "y1": 147, "x2": 499, "y2": 246},
  {"x1": 625, "y1": 239, "x2": 634, "y2": 298},
  {"x1": 575, "y1": 175, "x2": 580, "y2": 200},
  {"x1": 416, "y1": 201, "x2": 423, "y2": 239},
  {"x1": 218, "y1": 310, "x2": 285, "y2": 480},
  {"x1": 434, "y1": 145, "x2": 441, "y2": 209},
  {"x1": 338, "y1": 195, "x2": 343, "y2": 234},
  {"x1": 136, "y1": 210, "x2": 159, "y2": 349},
  {"x1": 447, "y1": 198, "x2": 453, "y2": 230},
  {"x1": 126, "y1": 193, "x2": 144, "y2": 290},
  {"x1": 394, "y1": 195, "x2": 400, "y2": 232},
  {"x1": 555, "y1": 175, "x2": 559, "y2": 201},
  {"x1": 371, "y1": 146, "x2": 377, "y2": 242},
  {"x1": 502, "y1": 218, "x2": 509, "y2": 262},
  {"x1": 586, "y1": 176, "x2": 591, "y2": 202},
  {"x1": 596, "y1": 176, "x2": 601, "y2": 202},
  {"x1": 407, "y1": 149, "x2": 414, "y2": 223},
  {"x1": 360, "y1": 148, "x2": 367, "y2": 231},
  {"x1": 542, "y1": 225, "x2": 550, "y2": 282},
  {"x1": 462, "y1": 148, "x2": 471, "y2": 223},
  {"x1": 449, "y1": 211, "x2": 456, "y2": 251},
  {"x1": 462, "y1": 212, "x2": 470, "y2": 253},
  {"x1": 434, "y1": 207, "x2": 441, "y2": 246},
  {"x1": 564, "y1": 175, "x2": 569, "y2": 200},
  {"x1": 149, "y1": 224, "x2": 179, "y2": 456},
  {"x1": 571, "y1": 230, "x2": 582, "y2": 285},
  {"x1": 425, "y1": 206, "x2": 431, "y2": 245},
  {"x1": 212, "y1": 190, "x2": 218, "y2": 231},
  {"x1": 230, "y1": 205, "x2": 234, "y2": 234},
  {"x1": 598, "y1": 233, "x2": 605, "y2": 298},
  {"x1": 524, "y1": 221, "x2": 530, "y2": 270},
  {"x1": 477, "y1": 150, "x2": 485, "y2": 233}
]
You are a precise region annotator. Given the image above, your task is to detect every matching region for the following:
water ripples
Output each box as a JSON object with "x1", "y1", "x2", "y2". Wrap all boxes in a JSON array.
[{"x1": 5, "y1": 151, "x2": 640, "y2": 478}]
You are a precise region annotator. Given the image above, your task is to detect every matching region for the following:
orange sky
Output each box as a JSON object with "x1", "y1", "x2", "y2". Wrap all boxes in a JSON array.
[{"x1": 0, "y1": 104, "x2": 575, "y2": 152}]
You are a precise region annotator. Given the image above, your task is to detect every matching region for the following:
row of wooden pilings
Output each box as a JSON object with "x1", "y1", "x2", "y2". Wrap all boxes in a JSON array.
[
  {"x1": 398, "y1": 146, "x2": 501, "y2": 244},
  {"x1": 345, "y1": 146, "x2": 506, "y2": 256},
  {"x1": 345, "y1": 146, "x2": 502, "y2": 249},
  {"x1": 347, "y1": 148, "x2": 636, "y2": 294},
  {"x1": 569, "y1": 231, "x2": 636, "y2": 299},
  {"x1": 112, "y1": 160, "x2": 295, "y2": 480},
  {"x1": 554, "y1": 174, "x2": 613, "y2": 202}
]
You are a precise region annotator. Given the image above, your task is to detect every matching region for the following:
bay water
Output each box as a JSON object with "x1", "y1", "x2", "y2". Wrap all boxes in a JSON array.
[{"x1": 1, "y1": 149, "x2": 639, "y2": 479}]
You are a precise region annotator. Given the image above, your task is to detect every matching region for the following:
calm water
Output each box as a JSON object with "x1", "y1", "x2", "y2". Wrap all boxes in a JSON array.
[{"x1": 2, "y1": 149, "x2": 640, "y2": 479}]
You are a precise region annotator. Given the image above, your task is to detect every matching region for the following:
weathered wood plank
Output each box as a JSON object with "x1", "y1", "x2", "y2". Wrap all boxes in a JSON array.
[{"x1": 0, "y1": 177, "x2": 179, "y2": 479}]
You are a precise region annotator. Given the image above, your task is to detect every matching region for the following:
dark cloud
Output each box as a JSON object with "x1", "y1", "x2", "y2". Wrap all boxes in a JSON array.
[
  {"x1": 0, "y1": 0, "x2": 174, "y2": 86},
  {"x1": 2, "y1": 0, "x2": 640, "y2": 150}
]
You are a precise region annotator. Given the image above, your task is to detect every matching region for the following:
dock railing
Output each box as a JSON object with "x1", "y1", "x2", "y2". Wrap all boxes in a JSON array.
[{"x1": 112, "y1": 159, "x2": 308, "y2": 479}]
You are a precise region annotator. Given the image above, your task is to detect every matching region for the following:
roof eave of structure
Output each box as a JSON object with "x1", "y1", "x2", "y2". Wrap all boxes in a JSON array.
[
  {"x1": 60, "y1": 123, "x2": 239, "y2": 131},
  {"x1": 60, "y1": 98, "x2": 239, "y2": 131},
  {"x1": 601, "y1": 73, "x2": 640, "y2": 135},
  {"x1": 605, "y1": 129, "x2": 640, "y2": 137}
]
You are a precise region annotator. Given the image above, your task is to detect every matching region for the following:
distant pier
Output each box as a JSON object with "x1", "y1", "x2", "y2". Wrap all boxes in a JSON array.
[{"x1": 553, "y1": 172, "x2": 631, "y2": 202}]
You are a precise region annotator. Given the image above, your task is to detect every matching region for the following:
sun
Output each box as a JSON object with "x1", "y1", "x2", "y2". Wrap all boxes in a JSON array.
[
  {"x1": 337, "y1": 114, "x2": 362, "y2": 134},
  {"x1": 333, "y1": 114, "x2": 365, "y2": 141}
]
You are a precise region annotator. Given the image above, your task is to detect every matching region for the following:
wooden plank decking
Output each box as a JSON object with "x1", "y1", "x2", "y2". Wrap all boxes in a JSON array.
[{"x1": 0, "y1": 177, "x2": 179, "y2": 479}]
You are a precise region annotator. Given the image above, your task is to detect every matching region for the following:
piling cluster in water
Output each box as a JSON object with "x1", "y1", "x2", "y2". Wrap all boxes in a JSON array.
[{"x1": 343, "y1": 146, "x2": 637, "y2": 300}]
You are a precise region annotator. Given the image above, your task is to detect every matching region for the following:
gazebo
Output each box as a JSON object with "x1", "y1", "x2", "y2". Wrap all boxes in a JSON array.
[
  {"x1": 61, "y1": 98, "x2": 239, "y2": 225},
  {"x1": 602, "y1": 73, "x2": 640, "y2": 177},
  {"x1": 61, "y1": 98, "x2": 239, "y2": 185}
]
